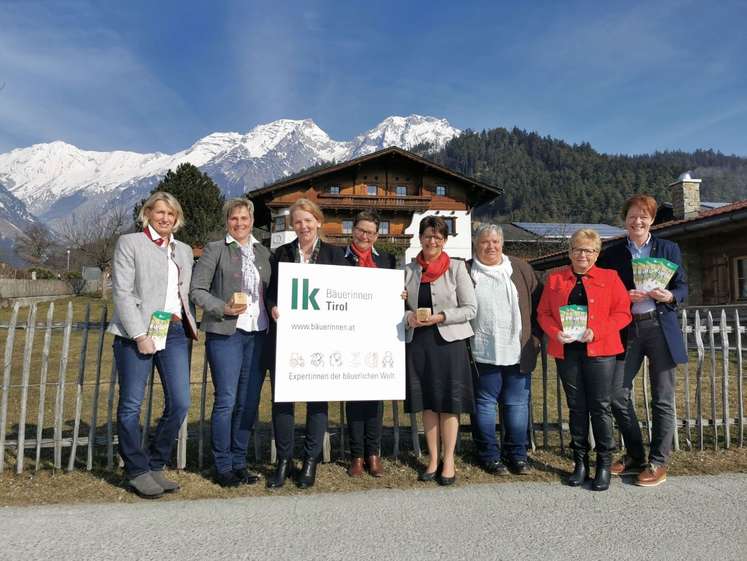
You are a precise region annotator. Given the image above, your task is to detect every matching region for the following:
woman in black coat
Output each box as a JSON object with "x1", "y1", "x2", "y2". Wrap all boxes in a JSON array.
[{"x1": 264, "y1": 198, "x2": 347, "y2": 489}]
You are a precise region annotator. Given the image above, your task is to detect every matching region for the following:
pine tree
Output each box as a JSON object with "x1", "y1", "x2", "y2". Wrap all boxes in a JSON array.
[{"x1": 134, "y1": 163, "x2": 226, "y2": 247}]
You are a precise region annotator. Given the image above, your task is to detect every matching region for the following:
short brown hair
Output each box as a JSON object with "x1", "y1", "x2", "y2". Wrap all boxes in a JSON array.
[
  {"x1": 419, "y1": 215, "x2": 449, "y2": 238},
  {"x1": 623, "y1": 194, "x2": 657, "y2": 220},
  {"x1": 138, "y1": 191, "x2": 185, "y2": 232},
  {"x1": 569, "y1": 228, "x2": 602, "y2": 253},
  {"x1": 223, "y1": 198, "x2": 254, "y2": 223},
  {"x1": 354, "y1": 210, "x2": 380, "y2": 229}
]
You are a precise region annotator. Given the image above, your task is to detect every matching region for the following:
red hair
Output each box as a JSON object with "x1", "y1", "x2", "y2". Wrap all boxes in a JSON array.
[{"x1": 622, "y1": 194, "x2": 657, "y2": 219}]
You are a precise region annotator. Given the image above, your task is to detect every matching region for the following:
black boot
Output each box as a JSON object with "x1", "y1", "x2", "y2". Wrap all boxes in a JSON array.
[
  {"x1": 266, "y1": 459, "x2": 294, "y2": 489},
  {"x1": 566, "y1": 453, "x2": 589, "y2": 487},
  {"x1": 592, "y1": 456, "x2": 611, "y2": 491},
  {"x1": 296, "y1": 458, "x2": 318, "y2": 489}
]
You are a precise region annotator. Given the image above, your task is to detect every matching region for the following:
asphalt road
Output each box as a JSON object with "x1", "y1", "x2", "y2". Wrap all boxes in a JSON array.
[{"x1": 2, "y1": 474, "x2": 745, "y2": 561}]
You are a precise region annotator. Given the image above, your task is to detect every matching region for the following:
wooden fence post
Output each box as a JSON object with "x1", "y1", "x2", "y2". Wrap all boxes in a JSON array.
[
  {"x1": 681, "y1": 310, "x2": 692, "y2": 450},
  {"x1": 694, "y1": 310, "x2": 705, "y2": 451},
  {"x1": 86, "y1": 306, "x2": 108, "y2": 470},
  {"x1": 706, "y1": 311, "x2": 718, "y2": 450},
  {"x1": 0, "y1": 302, "x2": 20, "y2": 473},
  {"x1": 67, "y1": 303, "x2": 91, "y2": 471},
  {"x1": 735, "y1": 310, "x2": 744, "y2": 448},
  {"x1": 720, "y1": 310, "x2": 730, "y2": 449},
  {"x1": 53, "y1": 303, "x2": 74, "y2": 470},
  {"x1": 35, "y1": 303, "x2": 55, "y2": 470},
  {"x1": 16, "y1": 305, "x2": 37, "y2": 474}
]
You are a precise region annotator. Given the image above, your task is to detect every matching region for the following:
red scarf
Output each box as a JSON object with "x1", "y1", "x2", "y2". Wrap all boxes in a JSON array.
[
  {"x1": 417, "y1": 251, "x2": 450, "y2": 283},
  {"x1": 350, "y1": 243, "x2": 376, "y2": 268},
  {"x1": 143, "y1": 227, "x2": 165, "y2": 246}
]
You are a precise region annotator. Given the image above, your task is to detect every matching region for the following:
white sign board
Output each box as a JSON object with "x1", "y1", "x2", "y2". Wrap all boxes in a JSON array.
[{"x1": 275, "y1": 262, "x2": 406, "y2": 402}]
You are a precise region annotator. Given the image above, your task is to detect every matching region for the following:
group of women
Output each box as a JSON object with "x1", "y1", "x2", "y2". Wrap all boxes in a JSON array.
[{"x1": 109, "y1": 191, "x2": 685, "y2": 498}]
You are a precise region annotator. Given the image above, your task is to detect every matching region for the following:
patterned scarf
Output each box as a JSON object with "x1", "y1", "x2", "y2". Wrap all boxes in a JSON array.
[{"x1": 237, "y1": 242, "x2": 260, "y2": 303}]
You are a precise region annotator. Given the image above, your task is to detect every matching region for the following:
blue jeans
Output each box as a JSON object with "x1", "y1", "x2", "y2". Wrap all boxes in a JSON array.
[
  {"x1": 206, "y1": 329, "x2": 266, "y2": 474},
  {"x1": 114, "y1": 323, "x2": 191, "y2": 479},
  {"x1": 471, "y1": 362, "x2": 530, "y2": 463}
]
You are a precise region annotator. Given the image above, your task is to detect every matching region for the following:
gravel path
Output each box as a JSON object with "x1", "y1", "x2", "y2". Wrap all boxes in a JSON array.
[{"x1": 2, "y1": 473, "x2": 745, "y2": 561}]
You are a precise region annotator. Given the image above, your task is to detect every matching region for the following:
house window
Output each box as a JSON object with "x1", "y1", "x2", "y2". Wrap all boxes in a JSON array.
[
  {"x1": 379, "y1": 221, "x2": 390, "y2": 235},
  {"x1": 273, "y1": 216, "x2": 287, "y2": 232},
  {"x1": 367, "y1": 184, "x2": 378, "y2": 196},
  {"x1": 736, "y1": 257, "x2": 747, "y2": 300},
  {"x1": 395, "y1": 185, "x2": 407, "y2": 197},
  {"x1": 328, "y1": 185, "x2": 340, "y2": 194},
  {"x1": 435, "y1": 184, "x2": 447, "y2": 196},
  {"x1": 443, "y1": 217, "x2": 456, "y2": 235},
  {"x1": 342, "y1": 220, "x2": 353, "y2": 234}
]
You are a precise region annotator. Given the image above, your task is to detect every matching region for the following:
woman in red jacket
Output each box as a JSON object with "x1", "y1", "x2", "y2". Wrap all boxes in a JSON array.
[{"x1": 538, "y1": 228, "x2": 631, "y2": 491}]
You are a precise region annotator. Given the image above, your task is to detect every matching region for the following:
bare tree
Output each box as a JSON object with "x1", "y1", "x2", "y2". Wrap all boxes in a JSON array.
[
  {"x1": 15, "y1": 224, "x2": 57, "y2": 265},
  {"x1": 59, "y1": 206, "x2": 131, "y2": 295}
]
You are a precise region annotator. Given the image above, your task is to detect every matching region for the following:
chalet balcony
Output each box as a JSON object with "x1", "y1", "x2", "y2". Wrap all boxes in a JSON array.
[
  {"x1": 324, "y1": 233, "x2": 413, "y2": 247},
  {"x1": 316, "y1": 193, "x2": 433, "y2": 212}
]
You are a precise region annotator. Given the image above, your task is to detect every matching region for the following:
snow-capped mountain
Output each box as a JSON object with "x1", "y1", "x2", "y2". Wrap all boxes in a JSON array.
[{"x1": 0, "y1": 115, "x2": 460, "y2": 231}]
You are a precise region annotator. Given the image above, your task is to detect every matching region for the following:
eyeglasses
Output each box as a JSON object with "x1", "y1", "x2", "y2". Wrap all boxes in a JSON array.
[
  {"x1": 422, "y1": 235, "x2": 445, "y2": 242},
  {"x1": 571, "y1": 248, "x2": 598, "y2": 256},
  {"x1": 353, "y1": 226, "x2": 378, "y2": 238}
]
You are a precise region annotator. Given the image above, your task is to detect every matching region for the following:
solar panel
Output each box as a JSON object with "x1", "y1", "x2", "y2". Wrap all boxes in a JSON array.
[{"x1": 514, "y1": 222, "x2": 625, "y2": 239}]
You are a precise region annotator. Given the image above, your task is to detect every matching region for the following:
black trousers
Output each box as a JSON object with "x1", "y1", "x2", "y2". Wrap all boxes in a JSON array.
[
  {"x1": 556, "y1": 346, "x2": 616, "y2": 462},
  {"x1": 272, "y1": 401, "x2": 328, "y2": 461},
  {"x1": 345, "y1": 401, "x2": 382, "y2": 457},
  {"x1": 611, "y1": 317, "x2": 677, "y2": 466}
]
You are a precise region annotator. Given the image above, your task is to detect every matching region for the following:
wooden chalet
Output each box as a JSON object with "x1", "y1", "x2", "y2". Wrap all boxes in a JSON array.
[
  {"x1": 529, "y1": 174, "x2": 747, "y2": 306},
  {"x1": 248, "y1": 147, "x2": 502, "y2": 261}
]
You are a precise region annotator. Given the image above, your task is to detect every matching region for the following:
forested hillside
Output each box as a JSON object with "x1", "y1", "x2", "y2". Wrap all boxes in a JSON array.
[{"x1": 430, "y1": 127, "x2": 747, "y2": 225}]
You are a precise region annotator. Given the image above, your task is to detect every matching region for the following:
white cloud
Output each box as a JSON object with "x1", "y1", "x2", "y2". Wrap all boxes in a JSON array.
[{"x1": 0, "y1": 2, "x2": 197, "y2": 153}]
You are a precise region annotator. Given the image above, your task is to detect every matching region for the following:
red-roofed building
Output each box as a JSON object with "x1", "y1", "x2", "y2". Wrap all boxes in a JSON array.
[{"x1": 530, "y1": 175, "x2": 747, "y2": 305}]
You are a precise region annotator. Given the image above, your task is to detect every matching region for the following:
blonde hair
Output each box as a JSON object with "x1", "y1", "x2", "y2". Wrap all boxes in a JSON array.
[
  {"x1": 224, "y1": 197, "x2": 254, "y2": 223},
  {"x1": 289, "y1": 198, "x2": 325, "y2": 240},
  {"x1": 569, "y1": 228, "x2": 602, "y2": 253},
  {"x1": 138, "y1": 191, "x2": 185, "y2": 232}
]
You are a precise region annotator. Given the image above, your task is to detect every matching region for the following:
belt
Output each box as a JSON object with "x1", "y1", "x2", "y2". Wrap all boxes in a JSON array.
[
  {"x1": 632, "y1": 310, "x2": 657, "y2": 322},
  {"x1": 170, "y1": 314, "x2": 182, "y2": 323}
]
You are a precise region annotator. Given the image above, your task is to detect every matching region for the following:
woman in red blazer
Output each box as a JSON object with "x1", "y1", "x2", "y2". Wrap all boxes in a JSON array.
[{"x1": 538, "y1": 228, "x2": 631, "y2": 491}]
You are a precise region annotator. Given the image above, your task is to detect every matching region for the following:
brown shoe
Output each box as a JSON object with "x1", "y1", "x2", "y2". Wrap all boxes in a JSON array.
[
  {"x1": 366, "y1": 455, "x2": 384, "y2": 478},
  {"x1": 636, "y1": 464, "x2": 668, "y2": 487},
  {"x1": 610, "y1": 455, "x2": 646, "y2": 477},
  {"x1": 348, "y1": 457, "x2": 365, "y2": 477}
]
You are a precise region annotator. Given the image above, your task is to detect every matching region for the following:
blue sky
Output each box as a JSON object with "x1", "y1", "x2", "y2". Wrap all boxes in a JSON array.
[{"x1": 1, "y1": 0, "x2": 745, "y2": 156}]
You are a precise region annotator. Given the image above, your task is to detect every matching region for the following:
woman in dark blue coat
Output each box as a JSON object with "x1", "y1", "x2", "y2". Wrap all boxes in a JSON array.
[{"x1": 597, "y1": 194, "x2": 688, "y2": 487}]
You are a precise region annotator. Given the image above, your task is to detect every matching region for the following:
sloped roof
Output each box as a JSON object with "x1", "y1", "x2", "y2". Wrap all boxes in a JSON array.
[{"x1": 247, "y1": 146, "x2": 502, "y2": 199}]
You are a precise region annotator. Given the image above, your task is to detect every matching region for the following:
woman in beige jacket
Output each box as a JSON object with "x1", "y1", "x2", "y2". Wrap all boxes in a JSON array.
[{"x1": 403, "y1": 216, "x2": 477, "y2": 485}]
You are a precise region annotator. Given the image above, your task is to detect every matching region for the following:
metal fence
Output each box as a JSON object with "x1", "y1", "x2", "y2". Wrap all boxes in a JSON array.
[{"x1": 0, "y1": 301, "x2": 744, "y2": 475}]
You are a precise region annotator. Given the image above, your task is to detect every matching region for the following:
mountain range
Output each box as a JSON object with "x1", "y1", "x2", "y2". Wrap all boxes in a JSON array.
[{"x1": 0, "y1": 115, "x2": 459, "y2": 242}]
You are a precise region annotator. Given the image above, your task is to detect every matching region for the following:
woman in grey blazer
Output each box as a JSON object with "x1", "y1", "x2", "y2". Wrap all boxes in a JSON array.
[
  {"x1": 404, "y1": 216, "x2": 477, "y2": 485},
  {"x1": 109, "y1": 191, "x2": 198, "y2": 499},
  {"x1": 190, "y1": 198, "x2": 272, "y2": 488}
]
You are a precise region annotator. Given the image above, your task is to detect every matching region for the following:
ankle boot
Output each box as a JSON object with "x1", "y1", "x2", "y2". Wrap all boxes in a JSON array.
[
  {"x1": 592, "y1": 457, "x2": 611, "y2": 491},
  {"x1": 566, "y1": 454, "x2": 589, "y2": 487},
  {"x1": 266, "y1": 459, "x2": 294, "y2": 489},
  {"x1": 296, "y1": 458, "x2": 318, "y2": 489}
]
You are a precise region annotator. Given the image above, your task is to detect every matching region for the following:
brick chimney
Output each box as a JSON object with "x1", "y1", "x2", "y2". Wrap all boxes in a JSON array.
[{"x1": 670, "y1": 171, "x2": 701, "y2": 220}]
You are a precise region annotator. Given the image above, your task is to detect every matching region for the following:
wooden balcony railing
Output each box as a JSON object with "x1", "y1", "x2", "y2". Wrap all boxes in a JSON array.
[
  {"x1": 324, "y1": 233, "x2": 413, "y2": 246},
  {"x1": 316, "y1": 194, "x2": 433, "y2": 211}
]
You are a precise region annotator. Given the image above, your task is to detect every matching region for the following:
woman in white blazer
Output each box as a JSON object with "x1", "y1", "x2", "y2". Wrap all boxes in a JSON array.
[
  {"x1": 109, "y1": 191, "x2": 197, "y2": 499},
  {"x1": 403, "y1": 215, "x2": 477, "y2": 485}
]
